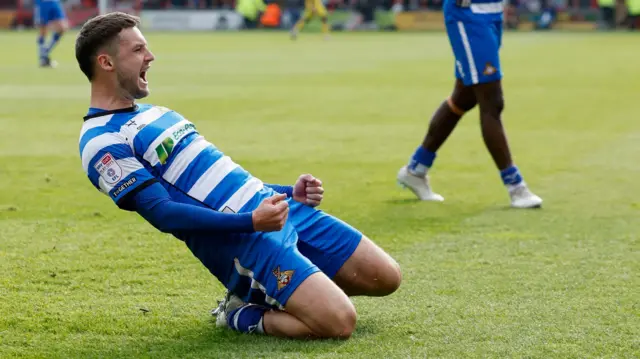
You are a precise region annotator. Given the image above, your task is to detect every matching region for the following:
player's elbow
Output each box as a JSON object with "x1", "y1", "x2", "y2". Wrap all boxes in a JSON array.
[
  {"x1": 136, "y1": 204, "x2": 177, "y2": 234},
  {"x1": 149, "y1": 209, "x2": 182, "y2": 234},
  {"x1": 137, "y1": 212, "x2": 171, "y2": 233},
  {"x1": 152, "y1": 220, "x2": 174, "y2": 234}
]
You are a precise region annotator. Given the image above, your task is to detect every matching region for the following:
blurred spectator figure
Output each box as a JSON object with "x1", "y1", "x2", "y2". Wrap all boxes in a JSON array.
[
  {"x1": 426, "y1": 0, "x2": 442, "y2": 10},
  {"x1": 170, "y1": 0, "x2": 189, "y2": 8},
  {"x1": 282, "y1": 0, "x2": 303, "y2": 29},
  {"x1": 505, "y1": 0, "x2": 521, "y2": 29},
  {"x1": 236, "y1": 0, "x2": 267, "y2": 28},
  {"x1": 597, "y1": 0, "x2": 616, "y2": 29},
  {"x1": 391, "y1": 0, "x2": 403, "y2": 13},
  {"x1": 535, "y1": 0, "x2": 557, "y2": 29},
  {"x1": 627, "y1": 0, "x2": 640, "y2": 28},
  {"x1": 260, "y1": 2, "x2": 282, "y2": 28},
  {"x1": 347, "y1": 0, "x2": 377, "y2": 30}
]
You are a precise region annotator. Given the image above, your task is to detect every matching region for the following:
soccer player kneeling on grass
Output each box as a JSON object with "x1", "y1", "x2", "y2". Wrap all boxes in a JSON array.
[{"x1": 75, "y1": 12, "x2": 401, "y2": 339}]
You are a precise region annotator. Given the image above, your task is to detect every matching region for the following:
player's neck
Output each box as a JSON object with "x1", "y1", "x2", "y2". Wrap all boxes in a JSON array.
[{"x1": 89, "y1": 82, "x2": 135, "y2": 111}]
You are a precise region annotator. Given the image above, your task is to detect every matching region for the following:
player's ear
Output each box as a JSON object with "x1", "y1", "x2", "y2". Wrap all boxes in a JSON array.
[{"x1": 96, "y1": 53, "x2": 115, "y2": 72}]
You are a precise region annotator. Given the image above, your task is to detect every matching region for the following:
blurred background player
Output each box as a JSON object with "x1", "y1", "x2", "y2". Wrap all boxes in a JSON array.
[
  {"x1": 290, "y1": 0, "x2": 330, "y2": 39},
  {"x1": 597, "y1": 0, "x2": 616, "y2": 29},
  {"x1": 626, "y1": 0, "x2": 640, "y2": 29},
  {"x1": 236, "y1": 0, "x2": 267, "y2": 29},
  {"x1": 396, "y1": 0, "x2": 543, "y2": 209},
  {"x1": 34, "y1": 0, "x2": 68, "y2": 67}
]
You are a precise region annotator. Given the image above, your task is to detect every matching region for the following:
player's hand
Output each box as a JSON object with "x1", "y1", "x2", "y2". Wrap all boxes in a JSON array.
[
  {"x1": 293, "y1": 174, "x2": 324, "y2": 207},
  {"x1": 252, "y1": 193, "x2": 289, "y2": 232}
]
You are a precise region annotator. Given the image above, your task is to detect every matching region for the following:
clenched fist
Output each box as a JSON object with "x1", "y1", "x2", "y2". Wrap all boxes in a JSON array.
[
  {"x1": 293, "y1": 174, "x2": 324, "y2": 207},
  {"x1": 252, "y1": 193, "x2": 289, "y2": 232}
]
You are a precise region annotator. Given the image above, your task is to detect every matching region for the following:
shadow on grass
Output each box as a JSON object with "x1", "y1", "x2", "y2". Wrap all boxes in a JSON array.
[
  {"x1": 384, "y1": 198, "x2": 425, "y2": 205},
  {"x1": 383, "y1": 196, "x2": 545, "y2": 215},
  {"x1": 64, "y1": 316, "x2": 382, "y2": 359}
]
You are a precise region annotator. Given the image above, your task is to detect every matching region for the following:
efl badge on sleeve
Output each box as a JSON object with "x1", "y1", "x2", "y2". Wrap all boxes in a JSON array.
[
  {"x1": 272, "y1": 266, "x2": 295, "y2": 291},
  {"x1": 94, "y1": 152, "x2": 123, "y2": 184}
]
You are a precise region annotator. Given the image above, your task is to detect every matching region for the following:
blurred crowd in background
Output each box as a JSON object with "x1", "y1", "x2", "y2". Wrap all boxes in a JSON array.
[{"x1": 0, "y1": 0, "x2": 638, "y2": 31}]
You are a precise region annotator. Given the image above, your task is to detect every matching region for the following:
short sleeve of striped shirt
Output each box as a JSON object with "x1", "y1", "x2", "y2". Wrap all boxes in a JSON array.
[{"x1": 80, "y1": 128, "x2": 156, "y2": 210}]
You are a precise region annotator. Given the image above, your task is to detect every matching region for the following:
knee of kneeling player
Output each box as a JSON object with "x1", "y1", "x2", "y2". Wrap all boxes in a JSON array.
[
  {"x1": 375, "y1": 260, "x2": 402, "y2": 296},
  {"x1": 331, "y1": 306, "x2": 357, "y2": 339},
  {"x1": 319, "y1": 303, "x2": 357, "y2": 339},
  {"x1": 387, "y1": 261, "x2": 403, "y2": 294}
]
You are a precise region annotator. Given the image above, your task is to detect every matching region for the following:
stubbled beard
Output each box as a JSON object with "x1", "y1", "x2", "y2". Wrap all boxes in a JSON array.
[{"x1": 116, "y1": 69, "x2": 148, "y2": 100}]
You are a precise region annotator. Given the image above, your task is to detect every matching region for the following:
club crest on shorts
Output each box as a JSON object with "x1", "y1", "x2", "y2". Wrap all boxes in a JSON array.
[
  {"x1": 483, "y1": 62, "x2": 497, "y2": 76},
  {"x1": 272, "y1": 266, "x2": 295, "y2": 291}
]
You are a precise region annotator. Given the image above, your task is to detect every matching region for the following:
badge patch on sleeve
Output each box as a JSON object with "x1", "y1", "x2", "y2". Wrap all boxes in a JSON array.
[{"x1": 94, "y1": 152, "x2": 123, "y2": 184}]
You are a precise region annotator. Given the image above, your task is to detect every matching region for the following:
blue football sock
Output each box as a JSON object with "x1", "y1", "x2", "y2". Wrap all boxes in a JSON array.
[
  {"x1": 500, "y1": 165, "x2": 524, "y2": 186},
  {"x1": 47, "y1": 32, "x2": 63, "y2": 56},
  {"x1": 37, "y1": 35, "x2": 46, "y2": 58},
  {"x1": 227, "y1": 304, "x2": 268, "y2": 334},
  {"x1": 408, "y1": 146, "x2": 436, "y2": 176}
]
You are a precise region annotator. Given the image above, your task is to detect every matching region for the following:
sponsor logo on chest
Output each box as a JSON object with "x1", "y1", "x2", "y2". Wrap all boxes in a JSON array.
[{"x1": 155, "y1": 122, "x2": 197, "y2": 164}]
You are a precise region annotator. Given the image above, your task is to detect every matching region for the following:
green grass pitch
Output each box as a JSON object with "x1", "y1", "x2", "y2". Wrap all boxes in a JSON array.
[{"x1": 0, "y1": 30, "x2": 639, "y2": 358}]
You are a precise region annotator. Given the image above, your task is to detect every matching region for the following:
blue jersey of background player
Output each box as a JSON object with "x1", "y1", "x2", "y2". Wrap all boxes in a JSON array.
[
  {"x1": 34, "y1": 0, "x2": 68, "y2": 67},
  {"x1": 397, "y1": 0, "x2": 543, "y2": 209},
  {"x1": 75, "y1": 12, "x2": 401, "y2": 340}
]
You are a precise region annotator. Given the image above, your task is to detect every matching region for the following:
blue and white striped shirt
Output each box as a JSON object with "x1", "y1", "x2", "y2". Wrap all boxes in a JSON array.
[{"x1": 79, "y1": 104, "x2": 272, "y2": 213}]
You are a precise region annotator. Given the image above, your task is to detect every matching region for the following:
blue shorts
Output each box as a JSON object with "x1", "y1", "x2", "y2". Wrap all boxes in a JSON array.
[
  {"x1": 182, "y1": 200, "x2": 362, "y2": 309},
  {"x1": 444, "y1": 1, "x2": 503, "y2": 86},
  {"x1": 34, "y1": 1, "x2": 66, "y2": 27}
]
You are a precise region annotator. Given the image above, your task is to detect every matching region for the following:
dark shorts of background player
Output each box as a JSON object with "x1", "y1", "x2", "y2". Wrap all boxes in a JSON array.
[{"x1": 181, "y1": 200, "x2": 363, "y2": 309}]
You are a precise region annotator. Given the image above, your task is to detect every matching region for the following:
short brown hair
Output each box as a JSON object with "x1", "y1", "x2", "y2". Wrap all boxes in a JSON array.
[{"x1": 75, "y1": 12, "x2": 140, "y2": 81}]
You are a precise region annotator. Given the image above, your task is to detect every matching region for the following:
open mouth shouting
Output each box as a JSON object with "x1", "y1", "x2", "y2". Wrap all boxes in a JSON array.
[{"x1": 139, "y1": 66, "x2": 149, "y2": 85}]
